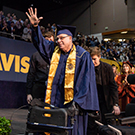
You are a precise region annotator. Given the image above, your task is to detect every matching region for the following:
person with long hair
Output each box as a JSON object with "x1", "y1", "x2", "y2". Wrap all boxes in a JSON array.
[
  {"x1": 115, "y1": 61, "x2": 135, "y2": 111},
  {"x1": 111, "y1": 64, "x2": 120, "y2": 81}
]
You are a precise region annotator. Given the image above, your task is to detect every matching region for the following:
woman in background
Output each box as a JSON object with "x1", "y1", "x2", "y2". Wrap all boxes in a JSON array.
[{"x1": 115, "y1": 61, "x2": 135, "y2": 111}]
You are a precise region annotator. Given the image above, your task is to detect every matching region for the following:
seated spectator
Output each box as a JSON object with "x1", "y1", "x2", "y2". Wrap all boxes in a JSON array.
[
  {"x1": 124, "y1": 52, "x2": 129, "y2": 61},
  {"x1": 84, "y1": 45, "x2": 89, "y2": 52},
  {"x1": 23, "y1": 18, "x2": 29, "y2": 28},
  {"x1": 40, "y1": 26, "x2": 46, "y2": 37},
  {"x1": 101, "y1": 39, "x2": 106, "y2": 46},
  {"x1": 11, "y1": 13, "x2": 15, "y2": 18},
  {"x1": 86, "y1": 35, "x2": 90, "y2": 41},
  {"x1": 123, "y1": 45, "x2": 129, "y2": 54},
  {"x1": 90, "y1": 36, "x2": 96, "y2": 47},
  {"x1": 106, "y1": 53, "x2": 110, "y2": 59},
  {"x1": 74, "y1": 40, "x2": 79, "y2": 46},
  {"x1": 113, "y1": 48, "x2": 118, "y2": 59},
  {"x1": 106, "y1": 45, "x2": 111, "y2": 52},
  {"x1": 119, "y1": 44, "x2": 124, "y2": 52},
  {"x1": 119, "y1": 52, "x2": 125, "y2": 62},
  {"x1": 76, "y1": 31, "x2": 82, "y2": 40},
  {"x1": 115, "y1": 43, "x2": 120, "y2": 51},
  {"x1": 112, "y1": 64, "x2": 120, "y2": 81},
  {"x1": 129, "y1": 37, "x2": 135, "y2": 45},
  {"x1": 0, "y1": 11, "x2": 5, "y2": 20},
  {"x1": 78, "y1": 36, "x2": 82, "y2": 46},
  {"x1": 1, "y1": 17, "x2": 6, "y2": 28},
  {"x1": 22, "y1": 23, "x2": 32, "y2": 42},
  {"x1": 112, "y1": 40, "x2": 116, "y2": 46},
  {"x1": 14, "y1": 21, "x2": 23, "y2": 36},
  {"x1": 108, "y1": 50, "x2": 115, "y2": 60},
  {"x1": 122, "y1": 41, "x2": 128, "y2": 48},
  {"x1": 8, "y1": 21, "x2": 16, "y2": 39},
  {"x1": 51, "y1": 23, "x2": 56, "y2": 33},
  {"x1": 46, "y1": 23, "x2": 51, "y2": 31},
  {"x1": 81, "y1": 35, "x2": 86, "y2": 44},
  {"x1": 128, "y1": 50, "x2": 134, "y2": 62},
  {"x1": 94, "y1": 37, "x2": 100, "y2": 46},
  {"x1": 86, "y1": 37, "x2": 91, "y2": 47},
  {"x1": 12, "y1": 15, "x2": 17, "y2": 24},
  {"x1": 7, "y1": 16, "x2": 13, "y2": 27},
  {"x1": 102, "y1": 53, "x2": 107, "y2": 59},
  {"x1": 117, "y1": 47, "x2": 120, "y2": 53},
  {"x1": 1, "y1": 22, "x2": 9, "y2": 33},
  {"x1": 129, "y1": 44, "x2": 134, "y2": 53},
  {"x1": 5, "y1": 13, "x2": 11, "y2": 22},
  {"x1": 18, "y1": 18, "x2": 24, "y2": 25},
  {"x1": 101, "y1": 50, "x2": 105, "y2": 55},
  {"x1": 99, "y1": 43, "x2": 106, "y2": 51}
]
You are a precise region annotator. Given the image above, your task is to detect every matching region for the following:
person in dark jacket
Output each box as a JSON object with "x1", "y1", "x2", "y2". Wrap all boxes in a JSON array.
[
  {"x1": 26, "y1": 31, "x2": 54, "y2": 104},
  {"x1": 87, "y1": 46, "x2": 121, "y2": 135},
  {"x1": 26, "y1": 51, "x2": 49, "y2": 103},
  {"x1": 89, "y1": 46, "x2": 120, "y2": 123}
]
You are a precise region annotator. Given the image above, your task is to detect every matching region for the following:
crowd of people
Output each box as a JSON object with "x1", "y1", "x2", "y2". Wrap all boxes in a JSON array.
[
  {"x1": 77, "y1": 35, "x2": 135, "y2": 66},
  {"x1": 0, "y1": 10, "x2": 57, "y2": 42},
  {"x1": 1, "y1": 10, "x2": 135, "y2": 66}
]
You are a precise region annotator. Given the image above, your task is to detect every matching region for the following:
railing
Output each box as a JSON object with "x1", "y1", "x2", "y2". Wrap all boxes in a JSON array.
[{"x1": 0, "y1": 31, "x2": 24, "y2": 41}]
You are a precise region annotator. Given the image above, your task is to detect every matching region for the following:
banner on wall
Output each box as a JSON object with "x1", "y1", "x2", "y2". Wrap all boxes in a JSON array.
[
  {"x1": 0, "y1": 36, "x2": 36, "y2": 82},
  {"x1": 100, "y1": 58, "x2": 122, "y2": 73}
]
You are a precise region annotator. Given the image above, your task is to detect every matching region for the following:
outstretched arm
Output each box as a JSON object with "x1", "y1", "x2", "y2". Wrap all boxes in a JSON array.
[{"x1": 26, "y1": 7, "x2": 54, "y2": 64}]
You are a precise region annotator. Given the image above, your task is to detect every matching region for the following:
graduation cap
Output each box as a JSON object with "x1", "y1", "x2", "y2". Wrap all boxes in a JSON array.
[
  {"x1": 57, "y1": 24, "x2": 76, "y2": 37},
  {"x1": 122, "y1": 61, "x2": 133, "y2": 68}
]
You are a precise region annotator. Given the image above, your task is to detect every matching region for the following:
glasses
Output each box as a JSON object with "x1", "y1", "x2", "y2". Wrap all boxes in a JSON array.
[{"x1": 56, "y1": 36, "x2": 69, "y2": 41}]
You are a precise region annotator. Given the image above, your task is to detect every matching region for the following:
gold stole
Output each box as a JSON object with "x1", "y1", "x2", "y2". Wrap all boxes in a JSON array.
[{"x1": 45, "y1": 44, "x2": 76, "y2": 105}]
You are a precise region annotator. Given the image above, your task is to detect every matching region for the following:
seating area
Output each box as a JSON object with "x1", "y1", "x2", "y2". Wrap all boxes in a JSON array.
[{"x1": 1, "y1": 10, "x2": 135, "y2": 65}]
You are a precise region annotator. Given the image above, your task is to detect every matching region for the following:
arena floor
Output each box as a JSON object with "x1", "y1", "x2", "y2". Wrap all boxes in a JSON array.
[{"x1": 0, "y1": 108, "x2": 30, "y2": 135}]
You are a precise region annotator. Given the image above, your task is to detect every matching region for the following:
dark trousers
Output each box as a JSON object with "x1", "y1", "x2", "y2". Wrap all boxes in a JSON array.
[
  {"x1": 32, "y1": 82, "x2": 46, "y2": 135},
  {"x1": 87, "y1": 104, "x2": 109, "y2": 135},
  {"x1": 32, "y1": 82, "x2": 46, "y2": 100},
  {"x1": 87, "y1": 115, "x2": 98, "y2": 135}
]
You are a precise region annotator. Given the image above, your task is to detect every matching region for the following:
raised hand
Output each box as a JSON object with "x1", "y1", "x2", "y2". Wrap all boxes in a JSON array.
[{"x1": 25, "y1": 7, "x2": 43, "y2": 27}]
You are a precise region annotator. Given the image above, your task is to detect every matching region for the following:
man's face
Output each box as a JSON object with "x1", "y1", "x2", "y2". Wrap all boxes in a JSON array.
[
  {"x1": 57, "y1": 34, "x2": 72, "y2": 52},
  {"x1": 91, "y1": 55, "x2": 101, "y2": 67}
]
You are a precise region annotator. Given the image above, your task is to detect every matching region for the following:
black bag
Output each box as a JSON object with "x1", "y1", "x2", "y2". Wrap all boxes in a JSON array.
[{"x1": 26, "y1": 99, "x2": 78, "y2": 135}]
